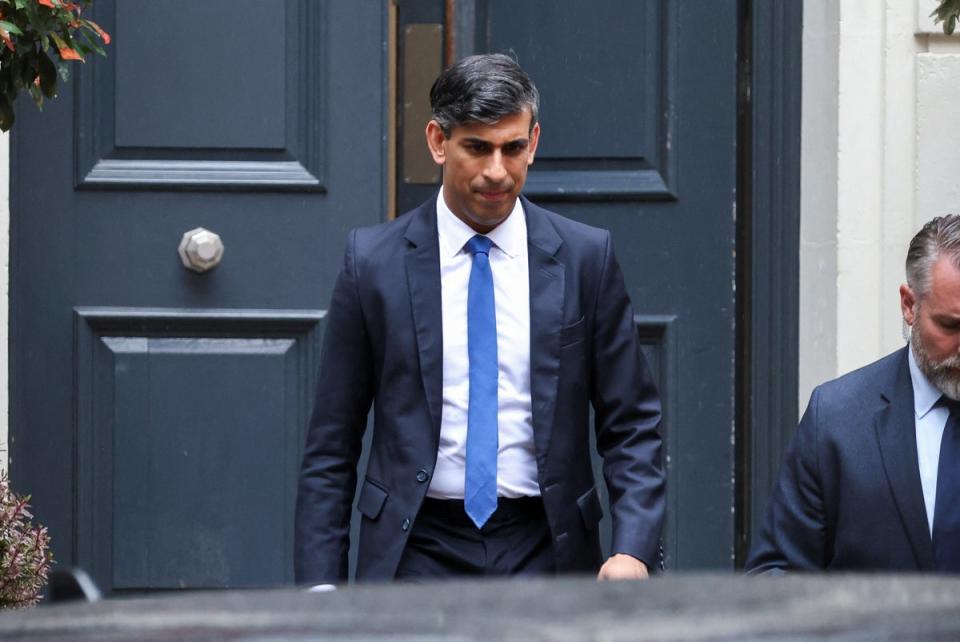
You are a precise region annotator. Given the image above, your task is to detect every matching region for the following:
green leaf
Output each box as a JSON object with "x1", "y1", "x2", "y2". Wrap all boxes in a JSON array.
[
  {"x1": 0, "y1": 94, "x2": 14, "y2": 131},
  {"x1": 19, "y1": 58, "x2": 35, "y2": 87},
  {"x1": 948, "y1": 14, "x2": 958, "y2": 35},
  {"x1": 0, "y1": 20, "x2": 23, "y2": 36},
  {"x1": 77, "y1": 28, "x2": 104, "y2": 56},
  {"x1": 37, "y1": 48, "x2": 55, "y2": 98}
]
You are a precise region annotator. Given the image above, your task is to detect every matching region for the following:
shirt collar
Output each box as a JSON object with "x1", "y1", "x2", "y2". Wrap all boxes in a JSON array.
[
  {"x1": 436, "y1": 189, "x2": 526, "y2": 259},
  {"x1": 908, "y1": 343, "x2": 943, "y2": 419}
]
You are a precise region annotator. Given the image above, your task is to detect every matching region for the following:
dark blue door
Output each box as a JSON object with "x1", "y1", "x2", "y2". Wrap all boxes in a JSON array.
[
  {"x1": 11, "y1": 0, "x2": 741, "y2": 594},
  {"x1": 10, "y1": 0, "x2": 386, "y2": 592}
]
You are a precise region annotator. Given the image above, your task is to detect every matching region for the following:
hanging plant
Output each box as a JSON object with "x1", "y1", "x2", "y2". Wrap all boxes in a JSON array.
[
  {"x1": 0, "y1": 471, "x2": 53, "y2": 609},
  {"x1": 932, "y1": 0, "x2": 960, "y2": 35},
  {"x1": 0, "y1": 0, "x2": 110, "y2": 131}
]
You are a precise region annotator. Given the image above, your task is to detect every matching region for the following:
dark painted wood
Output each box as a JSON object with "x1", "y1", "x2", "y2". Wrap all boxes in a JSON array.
[
  {"x1": 10, "y1": 1, "x2": 385, "y2": 592},
  {"x1": 736, "y1": 0, "x2": 803, "y2": 566},
  {"x1": 76, "y1": 0, "x2": 328, "y2": 190},
  {"x1": 74, "y1": 309, "x2": 323, "y2": 591},
  {"x1": 114, "y1": 2, "x2": 286, "y2": 150}
]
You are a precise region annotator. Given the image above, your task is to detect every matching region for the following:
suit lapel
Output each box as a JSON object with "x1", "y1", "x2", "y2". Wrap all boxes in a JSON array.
[
  {"x1": 404, "y1": 202, "x2": 444, "y2": 447},
  {"x1": 524, "y1": 198, "x2": 564, "y2": 469},
  {"x1": 874, "y1": 347, "x2": 935, "y2": 570}
]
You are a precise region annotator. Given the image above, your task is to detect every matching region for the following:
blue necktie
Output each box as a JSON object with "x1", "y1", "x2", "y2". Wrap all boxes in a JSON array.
[
  {"x1": 933, "y1": 397, "x2": 960, "y2": 572},
  {"x1": 464, "y1": 234, "x2": 498, "y2": 528}
]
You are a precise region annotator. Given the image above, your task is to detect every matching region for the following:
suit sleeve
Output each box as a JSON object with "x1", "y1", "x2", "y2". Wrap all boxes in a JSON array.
[
  {"x1": 294, "y1": 230, "x2": 375, "y2": 585},
  {"x1": 590, "y1": 232, "x2": 666, "y2": 569},
  {"x1": 745, "y1": 387, "x2": 827, "y2": 573}
]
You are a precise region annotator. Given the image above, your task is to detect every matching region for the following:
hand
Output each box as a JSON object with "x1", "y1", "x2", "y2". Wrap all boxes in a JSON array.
[{"x1": 596, "y1": 553, "x2": 649, "y2": 581}]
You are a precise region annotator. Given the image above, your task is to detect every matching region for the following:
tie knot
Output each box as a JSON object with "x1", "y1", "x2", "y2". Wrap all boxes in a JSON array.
[{"x1": 466, "y1": 235, "x2": 493, "y2": 256}]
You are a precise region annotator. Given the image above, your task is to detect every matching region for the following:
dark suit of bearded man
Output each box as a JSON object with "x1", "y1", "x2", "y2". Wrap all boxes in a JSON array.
[
  {"x1": 748, "y1": 214, "x2": 960, "y2": 573},
  {"x1": 294, "y1": 54, "x2": 664, "y2": 585}
]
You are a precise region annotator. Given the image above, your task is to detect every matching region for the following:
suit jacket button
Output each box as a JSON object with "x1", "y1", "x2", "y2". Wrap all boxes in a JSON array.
[
  {"x1": 416, "y1": 470, "x2": 429, "y2": 483},
  {"x1": 402, "y1": 518, "x2": 411, "y2": 532}
]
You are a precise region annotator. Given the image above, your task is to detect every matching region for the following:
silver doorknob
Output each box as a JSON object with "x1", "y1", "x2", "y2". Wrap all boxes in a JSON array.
[{"x1": 178, "y1": 227, "x2": 224, "y2": 273}]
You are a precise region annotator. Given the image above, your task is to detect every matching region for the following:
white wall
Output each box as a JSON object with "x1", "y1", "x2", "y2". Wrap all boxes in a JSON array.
[{"x1": 799, "y1": 0, "x2": 960, "y2": 410}]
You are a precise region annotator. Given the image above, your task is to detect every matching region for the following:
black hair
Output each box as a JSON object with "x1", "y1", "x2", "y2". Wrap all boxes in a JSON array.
[{"x1": 429, "y1": 53, "x2": 540, "y2": 136}]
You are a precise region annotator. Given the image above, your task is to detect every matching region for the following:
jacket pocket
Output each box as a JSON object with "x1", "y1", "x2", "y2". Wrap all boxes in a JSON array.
[
  {"x1": 576, "y1": 486, "x2": 603, "y2": 529},
  {"x1": 357, "y1": 478, "x2": 388, "y2": 520},
  {"x1": 560, "y1": 316, "x2": 586, "y2": 348}
]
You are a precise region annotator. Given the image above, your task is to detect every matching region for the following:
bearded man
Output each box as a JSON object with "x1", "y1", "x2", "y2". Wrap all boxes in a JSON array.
[{"x1": 747, "y1": 214, "x2": 960, "y2": 573}]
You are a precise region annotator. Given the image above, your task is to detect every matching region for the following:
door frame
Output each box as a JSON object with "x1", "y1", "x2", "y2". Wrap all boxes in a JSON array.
[{"x1": 734, "y1": 0, "x2": 803, "y2": 565}]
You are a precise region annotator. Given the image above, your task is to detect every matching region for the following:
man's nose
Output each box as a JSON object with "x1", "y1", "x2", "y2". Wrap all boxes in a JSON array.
[{"x1": 483, "y1": 152, "x2": 507, "y2": 182}]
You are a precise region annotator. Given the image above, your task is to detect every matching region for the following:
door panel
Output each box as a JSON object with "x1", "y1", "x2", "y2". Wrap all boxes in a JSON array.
[
  {"x1": 77, "y1": 0, "x2": 327, "y2": 190},
  {"x1": 11, "y1": 0, "x2": 385, "y2": 592}
]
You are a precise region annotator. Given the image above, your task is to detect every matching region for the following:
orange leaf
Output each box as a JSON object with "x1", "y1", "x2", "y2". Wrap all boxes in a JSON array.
[
  {"x1": 85, "y1": 19, "x2": 110, "y2": 44},
  {"x1": 37, "y1": 0, "x2": 58, "y2": 8},
  {"x1": 50, "y1": 32, "x2": 83, "y2": 61},
  {"x1": 58, "y1": 46, "x2": 82, "y2": 61}
]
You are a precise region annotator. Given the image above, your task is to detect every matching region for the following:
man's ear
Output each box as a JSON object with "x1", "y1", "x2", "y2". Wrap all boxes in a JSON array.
[
  {"x1": 527, "y1": 122, "x2": 541, "y2": 166},
  {"x1": 900, "y1": 283, "x2": 917, "y2": 326},
  {"x1": 425, "y1": 120, "x2": 447, "y2": 165}
]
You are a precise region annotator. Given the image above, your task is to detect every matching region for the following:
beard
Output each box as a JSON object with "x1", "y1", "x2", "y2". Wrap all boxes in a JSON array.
[{"x1": 912, "y1": 327, "x2": 960, "y2": 401}]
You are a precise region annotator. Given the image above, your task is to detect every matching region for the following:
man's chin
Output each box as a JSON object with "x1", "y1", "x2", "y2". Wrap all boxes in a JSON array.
[
  {"x1": 927, "y1": 364, "x2": 960, "y2": 401},
  {"x1": 466, "y1": 205, "x2": 514, "y2": 230},
  {"x1": 911, "y1": 334, "x2": 960, "y2": 400}
]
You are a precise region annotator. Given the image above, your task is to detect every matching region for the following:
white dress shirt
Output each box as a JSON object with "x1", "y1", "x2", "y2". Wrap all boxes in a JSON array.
[
  {"x1": 908, "y1": 346, "x2": 952, "y2": 536},
  {"x1": 427, "y1": 189, "x2": 540, "y2": 499}
]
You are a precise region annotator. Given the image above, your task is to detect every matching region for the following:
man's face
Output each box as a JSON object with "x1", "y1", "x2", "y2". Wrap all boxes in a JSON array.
[
  {"x1": 901, "y1": 256, "x2": 960, "y2": 399},
  {"x1": 425, "y1": 110, "x2": 540, "y2": 233}
]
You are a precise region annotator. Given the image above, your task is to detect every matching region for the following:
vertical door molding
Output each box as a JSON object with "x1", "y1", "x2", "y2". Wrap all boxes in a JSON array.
[{"x1": 735, "y1": 0, "x2": 803, "y2": 565}]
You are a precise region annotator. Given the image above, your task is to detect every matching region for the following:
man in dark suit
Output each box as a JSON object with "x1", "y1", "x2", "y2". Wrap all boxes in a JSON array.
[
  {"x1": 294, "y1": 54, "x2": 664, "y2": 584},
  {"x1": 747, "y1": 214, "x2": 960, "y2": 573}
]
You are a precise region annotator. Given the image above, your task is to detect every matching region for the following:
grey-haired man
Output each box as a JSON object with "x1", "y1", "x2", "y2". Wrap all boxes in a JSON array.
[{"x1": 748, "y1": 214, "x2": 960, "y2": 573}]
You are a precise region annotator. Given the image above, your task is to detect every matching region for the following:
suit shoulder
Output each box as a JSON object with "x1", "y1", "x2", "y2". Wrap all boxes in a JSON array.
[
  {"x1": 351, "y1": 212, "x2": 410, "y2": 245},
  {"x1": 809, "y1": 347, "x2": 907, "y2": 413},
  {"x1": 347, "y1": 202, "x2": 427, "y2": 256}
]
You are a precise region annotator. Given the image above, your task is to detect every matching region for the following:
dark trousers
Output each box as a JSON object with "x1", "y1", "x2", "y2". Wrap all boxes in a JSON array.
[{"x1": 395, "y1": 496, "x2": 555, "y2": 580}]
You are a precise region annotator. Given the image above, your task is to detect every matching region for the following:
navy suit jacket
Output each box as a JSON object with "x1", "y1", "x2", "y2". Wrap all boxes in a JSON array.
[
  {"x1": 747, "y1": 347, "x2": 936, "y2": 572},
  {"x1": 294, "y1": 196, "x2": 665, "y2": 584}
]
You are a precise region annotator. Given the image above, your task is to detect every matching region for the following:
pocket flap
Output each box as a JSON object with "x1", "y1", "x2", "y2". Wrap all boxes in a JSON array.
[
  {"x1": 357, "y1": 479, "x2": 388, "y2": 520},
  {"x1": 576, "y1": 486, "x2": 603, "y2": 528},
  {"x1": 560, "y1": 316, "x2": 586, "y2": 347}
]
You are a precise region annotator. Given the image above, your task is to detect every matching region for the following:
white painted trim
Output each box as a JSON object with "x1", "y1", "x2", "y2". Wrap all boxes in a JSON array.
[{"x1": 799, "y1": 0, "x2": 840, "y2": 410}]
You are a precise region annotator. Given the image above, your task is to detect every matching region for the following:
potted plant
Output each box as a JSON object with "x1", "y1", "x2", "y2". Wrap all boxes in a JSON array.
[
  {"x1": 0, "y1": 471, "x2": 52, "y2": 608},
  {"x1": 0, "y1": 0, "x2": 110, "y2": 131}
]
